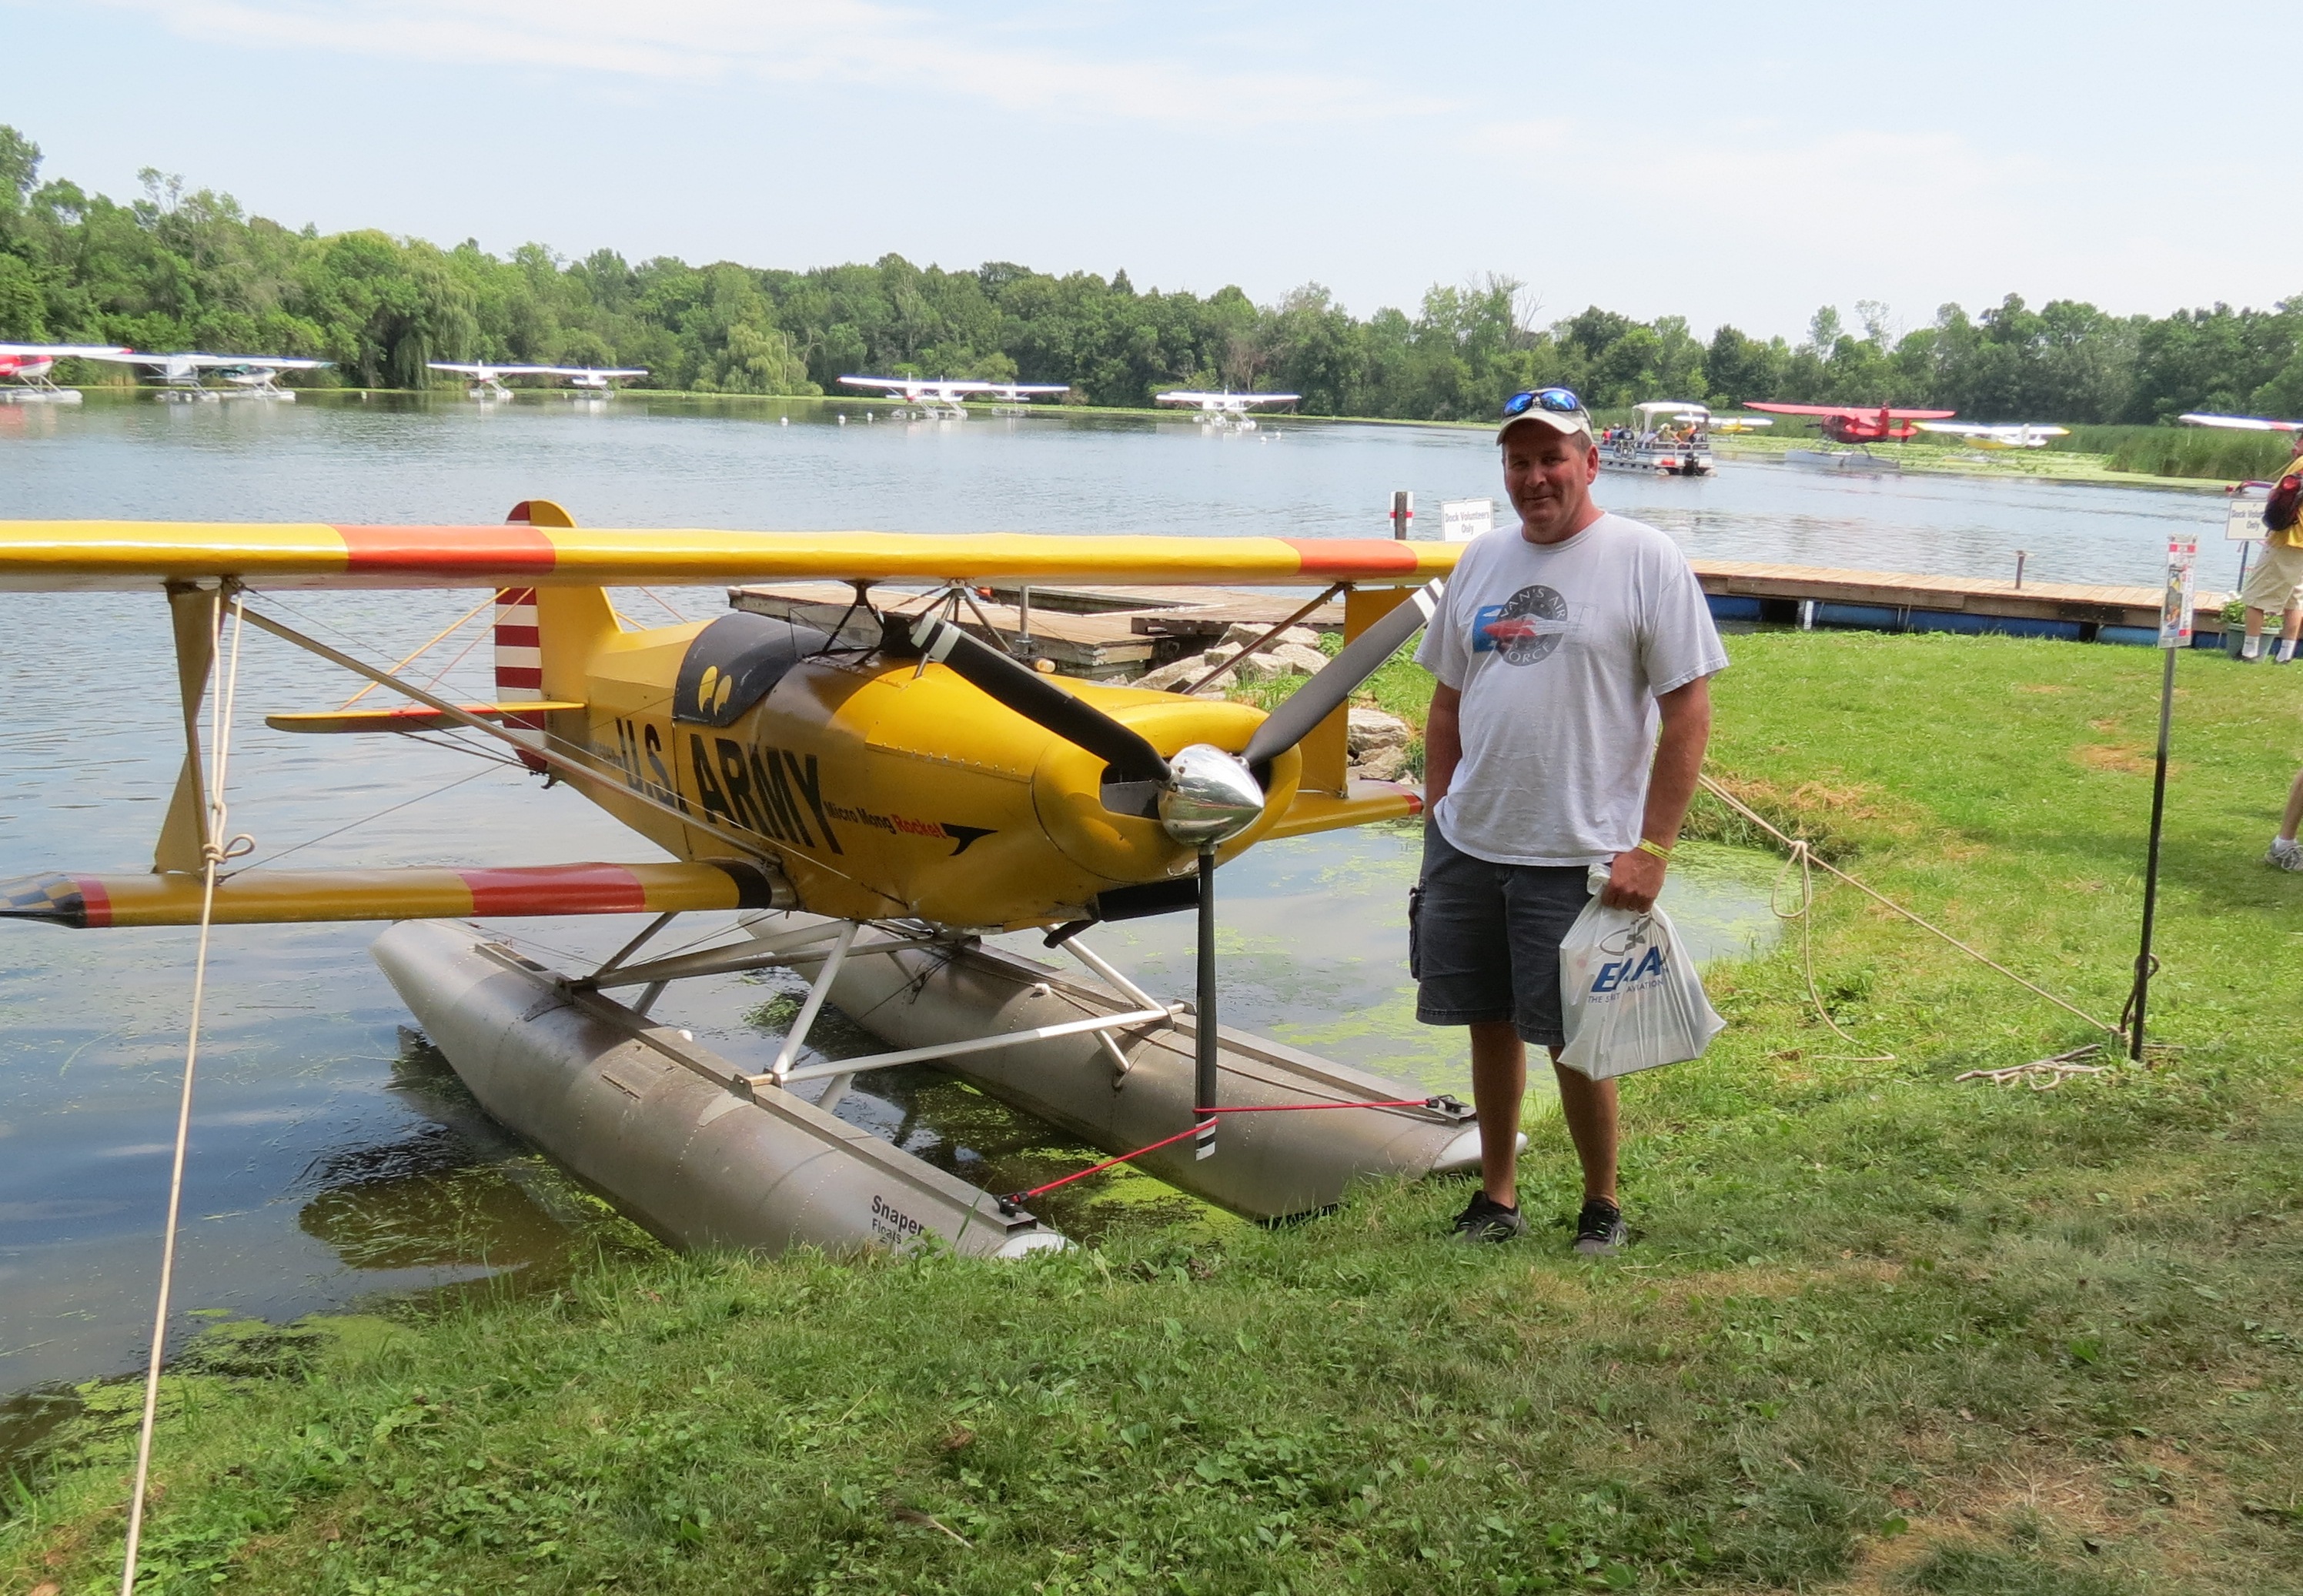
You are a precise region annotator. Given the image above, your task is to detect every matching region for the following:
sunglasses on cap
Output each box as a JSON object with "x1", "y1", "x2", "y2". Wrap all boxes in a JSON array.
[{"x1": 1501, "y1": 387, "x2": 1584, "y2": 418}]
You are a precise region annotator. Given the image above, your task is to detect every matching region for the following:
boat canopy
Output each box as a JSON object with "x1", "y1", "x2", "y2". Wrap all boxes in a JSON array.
[{"x1": 1632, "y1": 400, "x2": 1711, "y2": 421}]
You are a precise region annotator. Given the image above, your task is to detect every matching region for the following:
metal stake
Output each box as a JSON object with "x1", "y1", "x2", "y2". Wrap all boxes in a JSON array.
[
  {"x1": 2128, "y1": 645, "x2": 2177, "y2": 1060},
  {"x1": 1195, "y1": 846, "x2": 1218, "y2": 1159}
]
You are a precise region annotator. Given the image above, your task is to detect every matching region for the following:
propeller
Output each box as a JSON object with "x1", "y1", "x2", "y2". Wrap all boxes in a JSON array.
[{"x1": 903, "y1": 582, "x2": 1446, "y2": 1157}]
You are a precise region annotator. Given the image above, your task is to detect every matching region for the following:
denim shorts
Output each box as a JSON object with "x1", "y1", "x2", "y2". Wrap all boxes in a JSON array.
[{"x1": 1411, "y1": 824, "x2": 1596, "y2": 1050}]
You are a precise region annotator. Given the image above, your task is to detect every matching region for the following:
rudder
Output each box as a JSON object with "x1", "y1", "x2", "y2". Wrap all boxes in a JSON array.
[{"x1": 498, "y1": 499, "x2": 617, "y2": 773}]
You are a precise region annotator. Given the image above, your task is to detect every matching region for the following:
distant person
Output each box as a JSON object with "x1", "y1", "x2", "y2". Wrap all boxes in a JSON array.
[
  {"x1": 2268, "y1": 766, "x2": 2303, "y2": 871},
  {"x1": 2238, "y1": 434, "x2": 2303, "y2": 662},
  {"x1": 1414, "y1": 386, "x2": 1728, "y2": 1254}
]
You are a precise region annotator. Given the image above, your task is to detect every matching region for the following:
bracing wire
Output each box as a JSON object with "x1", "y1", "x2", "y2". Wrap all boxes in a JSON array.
[
  {"x1": 121, "y1": 589, "x2": 256, "y2": 1594},
  {"x1": 229, "y1": 765, "x2": 503, "y2": 876},
  {"x1": 337, "y1": 594, "x2": 494, "y2": 710}
]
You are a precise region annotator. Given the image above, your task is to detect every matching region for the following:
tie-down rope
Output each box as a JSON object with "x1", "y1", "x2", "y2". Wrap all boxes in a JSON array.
[
  {"x1": 121, "y1": 590, "x2": 256, "y2": 1595},
  {"x1": 1701, "y1": 772, "x2": 2123, "y2": 1047},
  {"x1": 998, "y1": 1097, "x2": 1456, "y2": 1211}
]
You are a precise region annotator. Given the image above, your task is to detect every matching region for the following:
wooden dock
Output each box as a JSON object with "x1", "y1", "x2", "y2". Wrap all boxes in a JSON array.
[
  {"x1": 730, "y1": 581, "x2": 1345, "y2": 680},
  {"x1": 728, "y1": 559, "x2": 2233, "y2": 681}
]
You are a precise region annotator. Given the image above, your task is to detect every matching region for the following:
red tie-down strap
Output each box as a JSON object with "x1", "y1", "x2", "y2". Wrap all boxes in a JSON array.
[{"x1": 995, "y1": 1097, "x2": 1462, "y2": 1214}]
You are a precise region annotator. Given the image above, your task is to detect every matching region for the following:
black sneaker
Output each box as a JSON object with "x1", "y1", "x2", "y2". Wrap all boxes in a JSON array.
[
  {"x1": 1575, "y1": 1198, "x2": 1627, "y2": 1257},
  {"x1": 1450, "y1": 1192, "x2": 1526, "y2": 1244}
]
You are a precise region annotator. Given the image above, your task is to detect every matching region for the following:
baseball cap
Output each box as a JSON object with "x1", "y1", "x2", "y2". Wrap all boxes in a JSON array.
[{"x1": 1496, "y1": 386, "x2": 1594, "y2": 444}]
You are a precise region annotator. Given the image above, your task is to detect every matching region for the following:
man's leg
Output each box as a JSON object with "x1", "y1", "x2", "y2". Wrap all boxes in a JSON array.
[
  {"x1": 2272, "y1": 768, "x2": 2303, "y2": 870},
  {"x1": 1469, "y1": 1020, "x2": 1525, "y2": 1206},
  {"x1": 1549, "y1": 1053, "x2": 1619, "y2": 1204},
  {"x1": 2245, "y1": 606, "x2": 2267, "y2": 659},
  {"x1": 2281, "y1": 599, "x2": 2302, "y2": 663}
]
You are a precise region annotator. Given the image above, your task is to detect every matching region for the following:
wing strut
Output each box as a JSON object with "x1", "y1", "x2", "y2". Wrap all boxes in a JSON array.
[{"x1": 154, "y1": 583, "x2": 217, "y2": 873}]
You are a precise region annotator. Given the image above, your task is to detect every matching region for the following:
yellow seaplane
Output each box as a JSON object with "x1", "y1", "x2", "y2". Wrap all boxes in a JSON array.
[{"x1": 0, "y1": 505, "x2": 1476, "y2": 1257}]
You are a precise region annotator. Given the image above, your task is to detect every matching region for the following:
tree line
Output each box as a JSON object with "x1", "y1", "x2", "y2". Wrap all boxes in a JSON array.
[{"x1": 4, "y1": 125, "x2": 2300, "y2": 426}]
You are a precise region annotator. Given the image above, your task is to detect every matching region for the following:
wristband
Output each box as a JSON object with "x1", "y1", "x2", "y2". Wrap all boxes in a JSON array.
[{"x1": 1634, "y1": 839, "x2": 1673, "y2": 862}]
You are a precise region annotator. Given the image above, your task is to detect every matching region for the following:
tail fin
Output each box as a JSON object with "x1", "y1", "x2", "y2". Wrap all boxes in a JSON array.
[{"x1": 498, "y1": 499, "x2": 617, "y2": 773}]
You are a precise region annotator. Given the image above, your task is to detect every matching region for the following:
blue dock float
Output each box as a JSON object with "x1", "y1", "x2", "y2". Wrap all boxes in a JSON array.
[{"x1": 1693, "y1": 560, "x2": 2230, "y2": 649}]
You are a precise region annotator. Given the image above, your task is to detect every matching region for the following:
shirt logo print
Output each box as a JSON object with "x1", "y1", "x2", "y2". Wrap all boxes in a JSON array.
[{"x1": 1472, "y1": 583, "x2": 1570, "y2": 665}]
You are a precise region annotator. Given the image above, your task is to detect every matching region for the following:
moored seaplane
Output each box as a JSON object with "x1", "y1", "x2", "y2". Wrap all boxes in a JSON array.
[
  {"x1": 428, "y1": 362, "x2": 650, "y2": 400},
  {"x1": 838, "y1": 375, "x2": 1066, "y2": 419},
  {"x1": 1911, "y1": 421, "x2": 2071, "y2": 449},
  {"x1": 77, "y1": 349, "x2": 332, "y2": 401},
  {"x1": 1744, "y1": 399, "x2": 1959, "y2": 471},
  {"x1": 0, "y1": 509, "x2": 1480, "y2": 1259},
  {"x1": 0, "y1": 342, "x2": 131, "y2": 404},
  {"x1": 1155, "y1": 389, "x2": 1301, "y2": 431}
]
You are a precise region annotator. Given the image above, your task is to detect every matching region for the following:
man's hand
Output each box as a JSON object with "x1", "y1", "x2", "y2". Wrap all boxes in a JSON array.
[{"x1": 1601, "y1": 847, "x2": 1666, "y2": 912}]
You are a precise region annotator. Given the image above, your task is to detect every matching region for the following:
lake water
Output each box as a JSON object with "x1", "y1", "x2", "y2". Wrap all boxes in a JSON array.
[
  {"x1": 0, "y1": 391, "x2": 2234, "y2": 586},
  {"x1": 0, "y1": 393, "x2": 2209, "y2": 1411}
]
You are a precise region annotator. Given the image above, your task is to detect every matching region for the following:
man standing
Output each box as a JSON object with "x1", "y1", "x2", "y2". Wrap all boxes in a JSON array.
[
  {"x1": 1413, "y1": 388, "x2": 1728, "y2": 1252},
  {"x1": 2238, "y1": 432, "x2": 2303, "y2": 663}
]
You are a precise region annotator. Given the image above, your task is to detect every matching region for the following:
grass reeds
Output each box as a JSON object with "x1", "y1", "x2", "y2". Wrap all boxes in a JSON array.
[{"x1": 2047, "y1": 426, "x2": 2295, "y2": 482}]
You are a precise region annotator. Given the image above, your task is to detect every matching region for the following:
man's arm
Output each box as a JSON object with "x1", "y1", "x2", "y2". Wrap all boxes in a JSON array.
[
  {"x1": 1602, "y1": 674, "x2": 1713, "y2": 912},
  {"x1": 1424, "y1": 683, "x2": 1463, "y2": 812}
]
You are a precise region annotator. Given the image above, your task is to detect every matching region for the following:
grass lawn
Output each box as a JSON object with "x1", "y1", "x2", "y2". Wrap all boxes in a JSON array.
[{"x1": 8, "y1": 630, "x2": 2303, "y2": 1594}]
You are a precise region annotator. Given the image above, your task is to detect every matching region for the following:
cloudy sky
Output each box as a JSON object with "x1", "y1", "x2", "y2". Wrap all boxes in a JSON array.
[{"x1": 4, "y1": 1, "x2": 2292, "y2": 340}]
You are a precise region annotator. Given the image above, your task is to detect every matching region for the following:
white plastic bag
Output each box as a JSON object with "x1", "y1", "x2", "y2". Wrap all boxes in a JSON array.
[{"x1": 1557, "y1": 866, "x2": 1726, "y2": 1080}]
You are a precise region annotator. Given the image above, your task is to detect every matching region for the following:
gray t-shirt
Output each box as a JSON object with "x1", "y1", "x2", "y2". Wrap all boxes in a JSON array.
[{"x1": 1415, "y1": 511, "x2": 1727, "y2": 867}]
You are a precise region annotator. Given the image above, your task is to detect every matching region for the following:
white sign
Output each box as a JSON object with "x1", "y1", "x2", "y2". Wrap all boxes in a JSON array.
[
  {"x1": 2227, "y1": 486, "x2": 2270, "y2": 543},
  {"x1": 2160, "y1": 535, "x2": 2198, "y2": 649},
  {"x1": 1441, "y1": 498, "x2": 1495, "y2": 543}
]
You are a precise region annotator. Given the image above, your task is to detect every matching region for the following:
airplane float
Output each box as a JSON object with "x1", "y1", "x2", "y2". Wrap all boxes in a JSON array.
[
  {"x1": 428, "y1": 362, "x2": 650, "y2": 400},
  {"x1": 1910, "y1": 421, "x2": 2070, "y2": 449},
  {"x1": 0, "y1": 507, "x2": 1479, "y2": 1259},
  {"x1": 1155, "y1": 390, "x2": 1302, "y2": 430},
  {"x1": 77, "y1": 349, "x2": 333, "y2": 401},
  {"x1": 837, "y1": 376, "x2": 1068, "y2": 417},
  {"x1": 1743, "y1": 400, "x2": 1958, "y2": 443},
  {"x1": 0, "y1": 342, "x2": 130, "y2": 404}
]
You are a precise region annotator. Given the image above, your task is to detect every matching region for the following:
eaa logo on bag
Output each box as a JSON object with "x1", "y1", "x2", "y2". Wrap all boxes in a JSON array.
[{"x1": 1589, "y1": 918, "x2": 1667, "y2": 997}]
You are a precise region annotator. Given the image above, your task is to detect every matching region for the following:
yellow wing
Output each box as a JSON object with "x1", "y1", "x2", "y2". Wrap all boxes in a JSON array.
[{"x1": 0, "y1": 520, "x2": 1460, "y2": 590}]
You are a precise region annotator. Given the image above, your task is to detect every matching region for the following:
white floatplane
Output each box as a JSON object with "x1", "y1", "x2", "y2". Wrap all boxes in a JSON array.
[
  {"x1": 78, "y1": 350, "x2": 332, "y2": 401},
  {"x1": 838, "y1": 375, "x2": 1065, "y2": 418},
  {"x1": 1153, "y1": 390, "x2": 1301, "y2": 431},
  {"x1": 1602, "y1": 401, "x2": 1716, "y2": 476},
  {"x1": 0, "y1": 343, "x2": 130, "y2": 404},
  {"x1": 1912, "y1": 421, "x2": 2071, "y2": 449},
  {"x1": 2180, "y1": 412, "x2": 2303, "y2": 433},
  {"x1": 428, "y1": 362, "x2": 649, "y2": 400}
]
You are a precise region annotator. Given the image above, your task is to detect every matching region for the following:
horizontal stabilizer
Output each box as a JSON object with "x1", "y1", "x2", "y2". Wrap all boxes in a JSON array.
[
  {"x1": 0, "y1": 860, "x2": 788, "y2": 929},
  {"x1": 1260, "y1": 779, "x2": 1423, "y2": 841},
  {"x1": 265, "y1": 700, "x2": 584, "y2": 734}
]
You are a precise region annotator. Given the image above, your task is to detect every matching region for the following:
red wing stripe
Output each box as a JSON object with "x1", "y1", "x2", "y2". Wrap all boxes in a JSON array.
[
  {"x1": 459, "y1": 865, "x2": 648, "y2": 917},
  {"x1": 1282, "y1": 538, "x2": 1422, "y2": 577},
  {"x1": 336, "y1": 524, "x2": 558, "y2": 576},
  {"x1": 78, "y1": 876, "x2": 112, "y2": 928}
]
